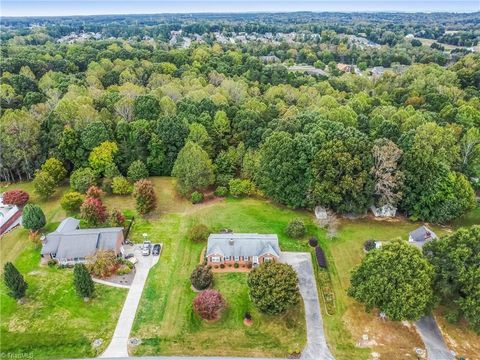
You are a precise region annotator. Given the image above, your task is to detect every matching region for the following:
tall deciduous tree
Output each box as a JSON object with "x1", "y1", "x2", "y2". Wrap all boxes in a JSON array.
[
  {"x1": 371, "y1": 138, "x2": 404, "y2": 207},
  {"x1": 247, "y1": 262, "x2": 300, "y2": 315},
  {"x1": 33, "y1": 170, "x2": 56, "y2": 199},
  {"x1": 423, "y1": 226, "x2": 480, "y2": 333},
  {"x1": 40, "y1": 158, "x2": 67, "y2": 184},
  {"x1": 348, "y1": 241, "x2": 434, "y2": 321},
  {"x1": 172, "y1": 141, "x2": 215, "y2": 196}
]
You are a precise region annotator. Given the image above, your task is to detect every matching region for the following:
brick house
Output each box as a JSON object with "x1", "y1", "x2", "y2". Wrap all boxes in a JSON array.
[{"x1": 205, "y1": 233, "x2": 281, "y2": 269}]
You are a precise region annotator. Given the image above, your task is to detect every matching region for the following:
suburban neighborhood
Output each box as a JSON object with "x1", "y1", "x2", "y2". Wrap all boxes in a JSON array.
[{"x1": 1, "y1": 5, "x2": 480, "y2": 360}]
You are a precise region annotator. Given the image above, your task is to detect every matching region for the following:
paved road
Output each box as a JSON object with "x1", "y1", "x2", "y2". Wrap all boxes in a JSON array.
[
  {"x1": 281, "y1": 252, "x2": 335, "y2": 360},
  {"x1": 101, "y1": 246, "x2": 159, "y2": 358},
  {"x1": 415, "y1": 315, "x2": 454, "y2": 360}
]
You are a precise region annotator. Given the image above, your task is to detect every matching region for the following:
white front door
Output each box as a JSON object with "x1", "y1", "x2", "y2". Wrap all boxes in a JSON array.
[{"x1": 252, "y1": 256, "x2": 259, "y2": 264}]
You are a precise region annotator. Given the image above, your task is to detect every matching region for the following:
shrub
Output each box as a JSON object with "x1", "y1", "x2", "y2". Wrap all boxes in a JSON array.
[
  {"x1": 22, "y1": 204, "x2": 46, "y2": 232},
  {"x1": 87, "y1": 250, "x2": 117, "y2": 278},
  {"x1": 73, "y1": 263, "x2": 94, "y2": 299},
  {"x1": 70, "y1": 167, "x2": 97, "y2": 193},
  {"x1": 109, "y1": 209, "x2": 126, "y2": 227},
  {"x1": 117, "y1": 264, "x2": 132, "y2": 275},
  {"x1": 133, "y1": 179, "x2": 157, "y2": 215},
  {"x1": 41, "y1": 157, "x2": 67, "y2": 184},
  {"x1": 111, "y1": 176, "x2": 133, "y2": 195},
  {"x1": 214, "y1": 186, "x2": 228, "y2": 197},
  {"x1": 127, "y1": 160, "x2": 149, "y2": 182},
  {"x1": 244, "y1": 312, "x2": 252, "y2": 320},
  {"x1": 3, "y1": 262, "x2": 28, "y2": 300},
  {"x1": 188, "y1": 224, "x2": 210, "y2": 242},
  {"x1": 190, "y1": 265, "x2": 213, "y2": 290},
  {"x1": 33, "y1": 170, "x2": 56, "y2": 199},
  {"x1": 247, "y1": 262, "x2": 300, "y2": 315},
  {"x1": 315, "y1": 246, "x2": 327, "y2": 268},
  {"x1": 191, "y1": 191, "x2": 204, "y2": 204},
  {"x1": 60, "y1": 192, "x2": 84, "y2": 212},
  {"x1": 193, "y1": 289, "x2": 225, "y2": 320},
  {"x1": 284, "y1": 219, "x2": 306, "y2": 239},
  {"x1": 228, "y1": 178, "x2": 255, "y2": 198},
  {"x1": 86, "y1": 186, "x2": 104, "y2": 199},
  {"x1": 2, "y1": 190, "x2": 29, "y2": 206},
  {"x1": 220, "y1": 263, "x2": 225, "y2": 269},
  {"x1": 364, "y1": 239, "x2": 377, "y2": 252},
  {"x1": 309, "y1": 236, "x2": 318, "y2": 247},
  {"x1": 80, "y1": 197, "x2": 107, "y2": 225},
  {"x1": 47, "y1": 259, "x2": 57, "y2": 267}
]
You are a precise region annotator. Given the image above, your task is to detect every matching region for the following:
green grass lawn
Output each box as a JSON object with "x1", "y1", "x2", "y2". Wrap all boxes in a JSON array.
[
  {"x1": 129, "y1": 184, "x2": 314, "y2": 357},
  {"x1": 0, "y1": 182, "x2": 127, "y2": 360}
]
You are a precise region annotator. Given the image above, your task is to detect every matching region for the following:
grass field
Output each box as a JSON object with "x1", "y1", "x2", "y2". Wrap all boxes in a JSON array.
[
  {"x1": 0, "y1": 182, "x2": 127, "y2": 360},
  {"x1": 129, "y1": 178, "x2": 312, "y2": 357},
  {"x1": 1, "y1": 178, "x2": 478, "y2": 359}
]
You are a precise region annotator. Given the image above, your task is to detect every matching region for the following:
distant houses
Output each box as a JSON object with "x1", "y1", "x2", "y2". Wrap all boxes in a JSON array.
[
  {"x1": 205, "y1": 233, "x2": 281, "y2": 269},
  {"x1": 41, "y1": 217, "x2": 124, "y2": 265}
]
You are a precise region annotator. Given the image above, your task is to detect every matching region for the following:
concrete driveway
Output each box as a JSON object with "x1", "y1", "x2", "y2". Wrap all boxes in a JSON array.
[
  {"x1": 281, "y1": 252, "x2": 335, "y2": 360},
  {"x1": 415, "y1": 316, "x2": 454, "y2": 360},
  {"x1": 101, "y1": 245, "x2": 159, "y2": 358}
]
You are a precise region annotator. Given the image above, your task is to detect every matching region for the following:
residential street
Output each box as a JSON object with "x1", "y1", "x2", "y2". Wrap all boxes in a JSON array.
[
  {"x1": 281, "y1": 252, "x2": 335, "y2": 360},
  {"x1": 101, "y1": 246, "x2": 159, "y2": 358}
]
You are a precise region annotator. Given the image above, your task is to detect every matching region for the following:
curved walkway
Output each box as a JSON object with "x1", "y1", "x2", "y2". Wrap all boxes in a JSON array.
[
  {"x1": 101, "y1": 247, "x2": 159, "y2": 358},
  {"x1": 415, "y1": 315, "x2": 454, "y2": 360},
  {"x1": 281, "y1": 252, "x2": 335, "y2": 360}
]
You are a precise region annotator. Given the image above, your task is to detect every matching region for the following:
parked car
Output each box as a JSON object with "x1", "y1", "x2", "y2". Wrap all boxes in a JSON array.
[
  {"x1": 142, "y1": 240, "x2": 151, "y2": 256},
  {"x1": 124, "y1": 253, "x2": 135, "y2": 259},
  {"x1": 152, "y1": 244, "x2": 161, "y2": 256}
]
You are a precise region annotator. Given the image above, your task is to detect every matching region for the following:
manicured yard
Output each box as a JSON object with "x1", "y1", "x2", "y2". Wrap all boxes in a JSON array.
[{"x1": 0, "y1": 182, "x2": 127, "y2": 360}]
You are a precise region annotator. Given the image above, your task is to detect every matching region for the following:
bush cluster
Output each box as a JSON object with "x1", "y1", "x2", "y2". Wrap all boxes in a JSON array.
[{"x1": 284, "y1": 219, "x2": 306, "y2": 238}]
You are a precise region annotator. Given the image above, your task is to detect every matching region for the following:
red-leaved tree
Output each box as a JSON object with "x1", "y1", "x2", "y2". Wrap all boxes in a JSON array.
[
  {"x1": 193, "y1": 289, "x2": 225, "y2": 320},
  {"x1": 133, "y1": 179, "x2": 157, "y2": 215},
  {"x1": 86, "y1": 186, "x2": 104, "y2": 199},
  {"x1": 2, "y1": 190, "x2": 29, "y2": 206},
  {"x1": 80, "y1": 197, "x2": 107, "y2": 225}
]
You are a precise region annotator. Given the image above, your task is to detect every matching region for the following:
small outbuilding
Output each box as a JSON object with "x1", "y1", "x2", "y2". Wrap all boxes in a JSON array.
[{"x1": 408, "y1": 226, "x2": 437, "y2": 248}]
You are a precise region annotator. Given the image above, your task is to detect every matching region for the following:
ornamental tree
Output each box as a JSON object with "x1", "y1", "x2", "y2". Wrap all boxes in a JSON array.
[
  {"x1": 33, "y1": 170, "x2": 56, "y2": 199},
  {"x1": 73, "y1": 263, "x2": 95, "y2": 299},
  {"x1": 112, "y1": 176, "x2": 133, "y2": 195},
  {"x1": 423, "y1": 226, "x2": 480, "y2": 333},
  {"x1": 60, "y1": 191, "x2": 84, "y2": 213},
  {"x1": 348, "y1": 241, "x2": 434, "y2": 321},
  {"x1": 86, "y1": 186, "x2": 104, "y2": 199},
  {"x1": 109, "y1": 209, "x2": 126, "y2": 227},
  {"x1": 284, "y1": 219, "x2": 306, "y2": 239},
  {"x1": 22, "y1": 204, "x2": 46, "y2": 232},
  {"x1": 133, "y1": 179, "x2": 157, "y2": 215},
  {"x1": 190, "y1": 265, "x2": 213, "y2": 290},
  {"x1": 2, "y1": 190, "x2": 29, "y2": 206},
  {"x1": 247, "y1": 262, "x2": 300, "y2": 315},
  {"x1": 193, "y1": 289, "x2": 225, "y2": 320},
  {"x1": 70, "y1": 167, "x2": 97, "y2": 193},
  {"x1": 80, "y1": 197, "x2": 107, "y2": 225},
  {"x1": 40, "y1": 157, "x2": 67, "y2": 184},
  {"x1": 127, "y1": 160, "x2": 149, "y2": 182},
  {"x1": 3, "y1": 262, "x2": 28, "y2": 300}
]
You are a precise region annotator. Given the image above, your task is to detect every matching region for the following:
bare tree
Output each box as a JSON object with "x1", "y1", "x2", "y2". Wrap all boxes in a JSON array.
[{"x1": 371, "y1": 138, "x2": 404, "y2": 207}]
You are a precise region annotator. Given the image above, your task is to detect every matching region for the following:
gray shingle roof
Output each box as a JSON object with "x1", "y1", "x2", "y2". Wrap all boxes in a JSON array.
[
  {"x1": 409, "y1": 226, "x2": 437, "y2": 242},
  {"x1": 41, "y1": 219, "x2": 123, "y2": 260},
  {"x1": 206, "y1": 233, "x2": 280, "y2": 258},
  {"x1": 56, "y1": 217, "x2": 80, "y2": 233}
]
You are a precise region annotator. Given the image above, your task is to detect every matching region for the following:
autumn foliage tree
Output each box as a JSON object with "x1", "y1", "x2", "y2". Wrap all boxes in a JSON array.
[
  {"x1": 80, "y1": 197, "x2": 107, "y2": 225},
  {"x1": 133, "y1": 179, "x2": 157, "y2": 215},
  {"x1": 193, "y1": 289, "x2": 225, "y2": 320},
  {"x1": 2, "y1": 189, "x2": 29, "y2": 206}
]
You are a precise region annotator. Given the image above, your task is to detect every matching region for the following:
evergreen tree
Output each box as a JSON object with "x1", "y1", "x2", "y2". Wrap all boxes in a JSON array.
[
  {"x1": 3, "y1": 262, "x2": 28, "y2": 300},
  {"x1": 73, "y1": 263, "x2": 95, "y2": 299},
  {"x1": 22, "y1": 203, "x2": 46, "y2": 232}
]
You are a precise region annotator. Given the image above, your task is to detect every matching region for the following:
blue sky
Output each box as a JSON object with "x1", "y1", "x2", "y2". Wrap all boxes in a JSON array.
[{"x1": 1, "y1": 0, "x2": 479, "y2": 17}]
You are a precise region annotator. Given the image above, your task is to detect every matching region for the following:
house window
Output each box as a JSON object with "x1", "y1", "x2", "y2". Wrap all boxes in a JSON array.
[
  {"x1": 264, "y1": 257, "x2": 272, "y2": 263},
  {"x1": 211, "y1": 256, "x2": 221, "y2": 263},
  {"x1": 243, "y1": 256, "x2": 249, "y2": 261},
  {"x1": 234, "y1": 256, "x2": 240, "y2": 261},
  {"x1": 224, "y1": 256, "x2": 230, "y2": 261}
]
